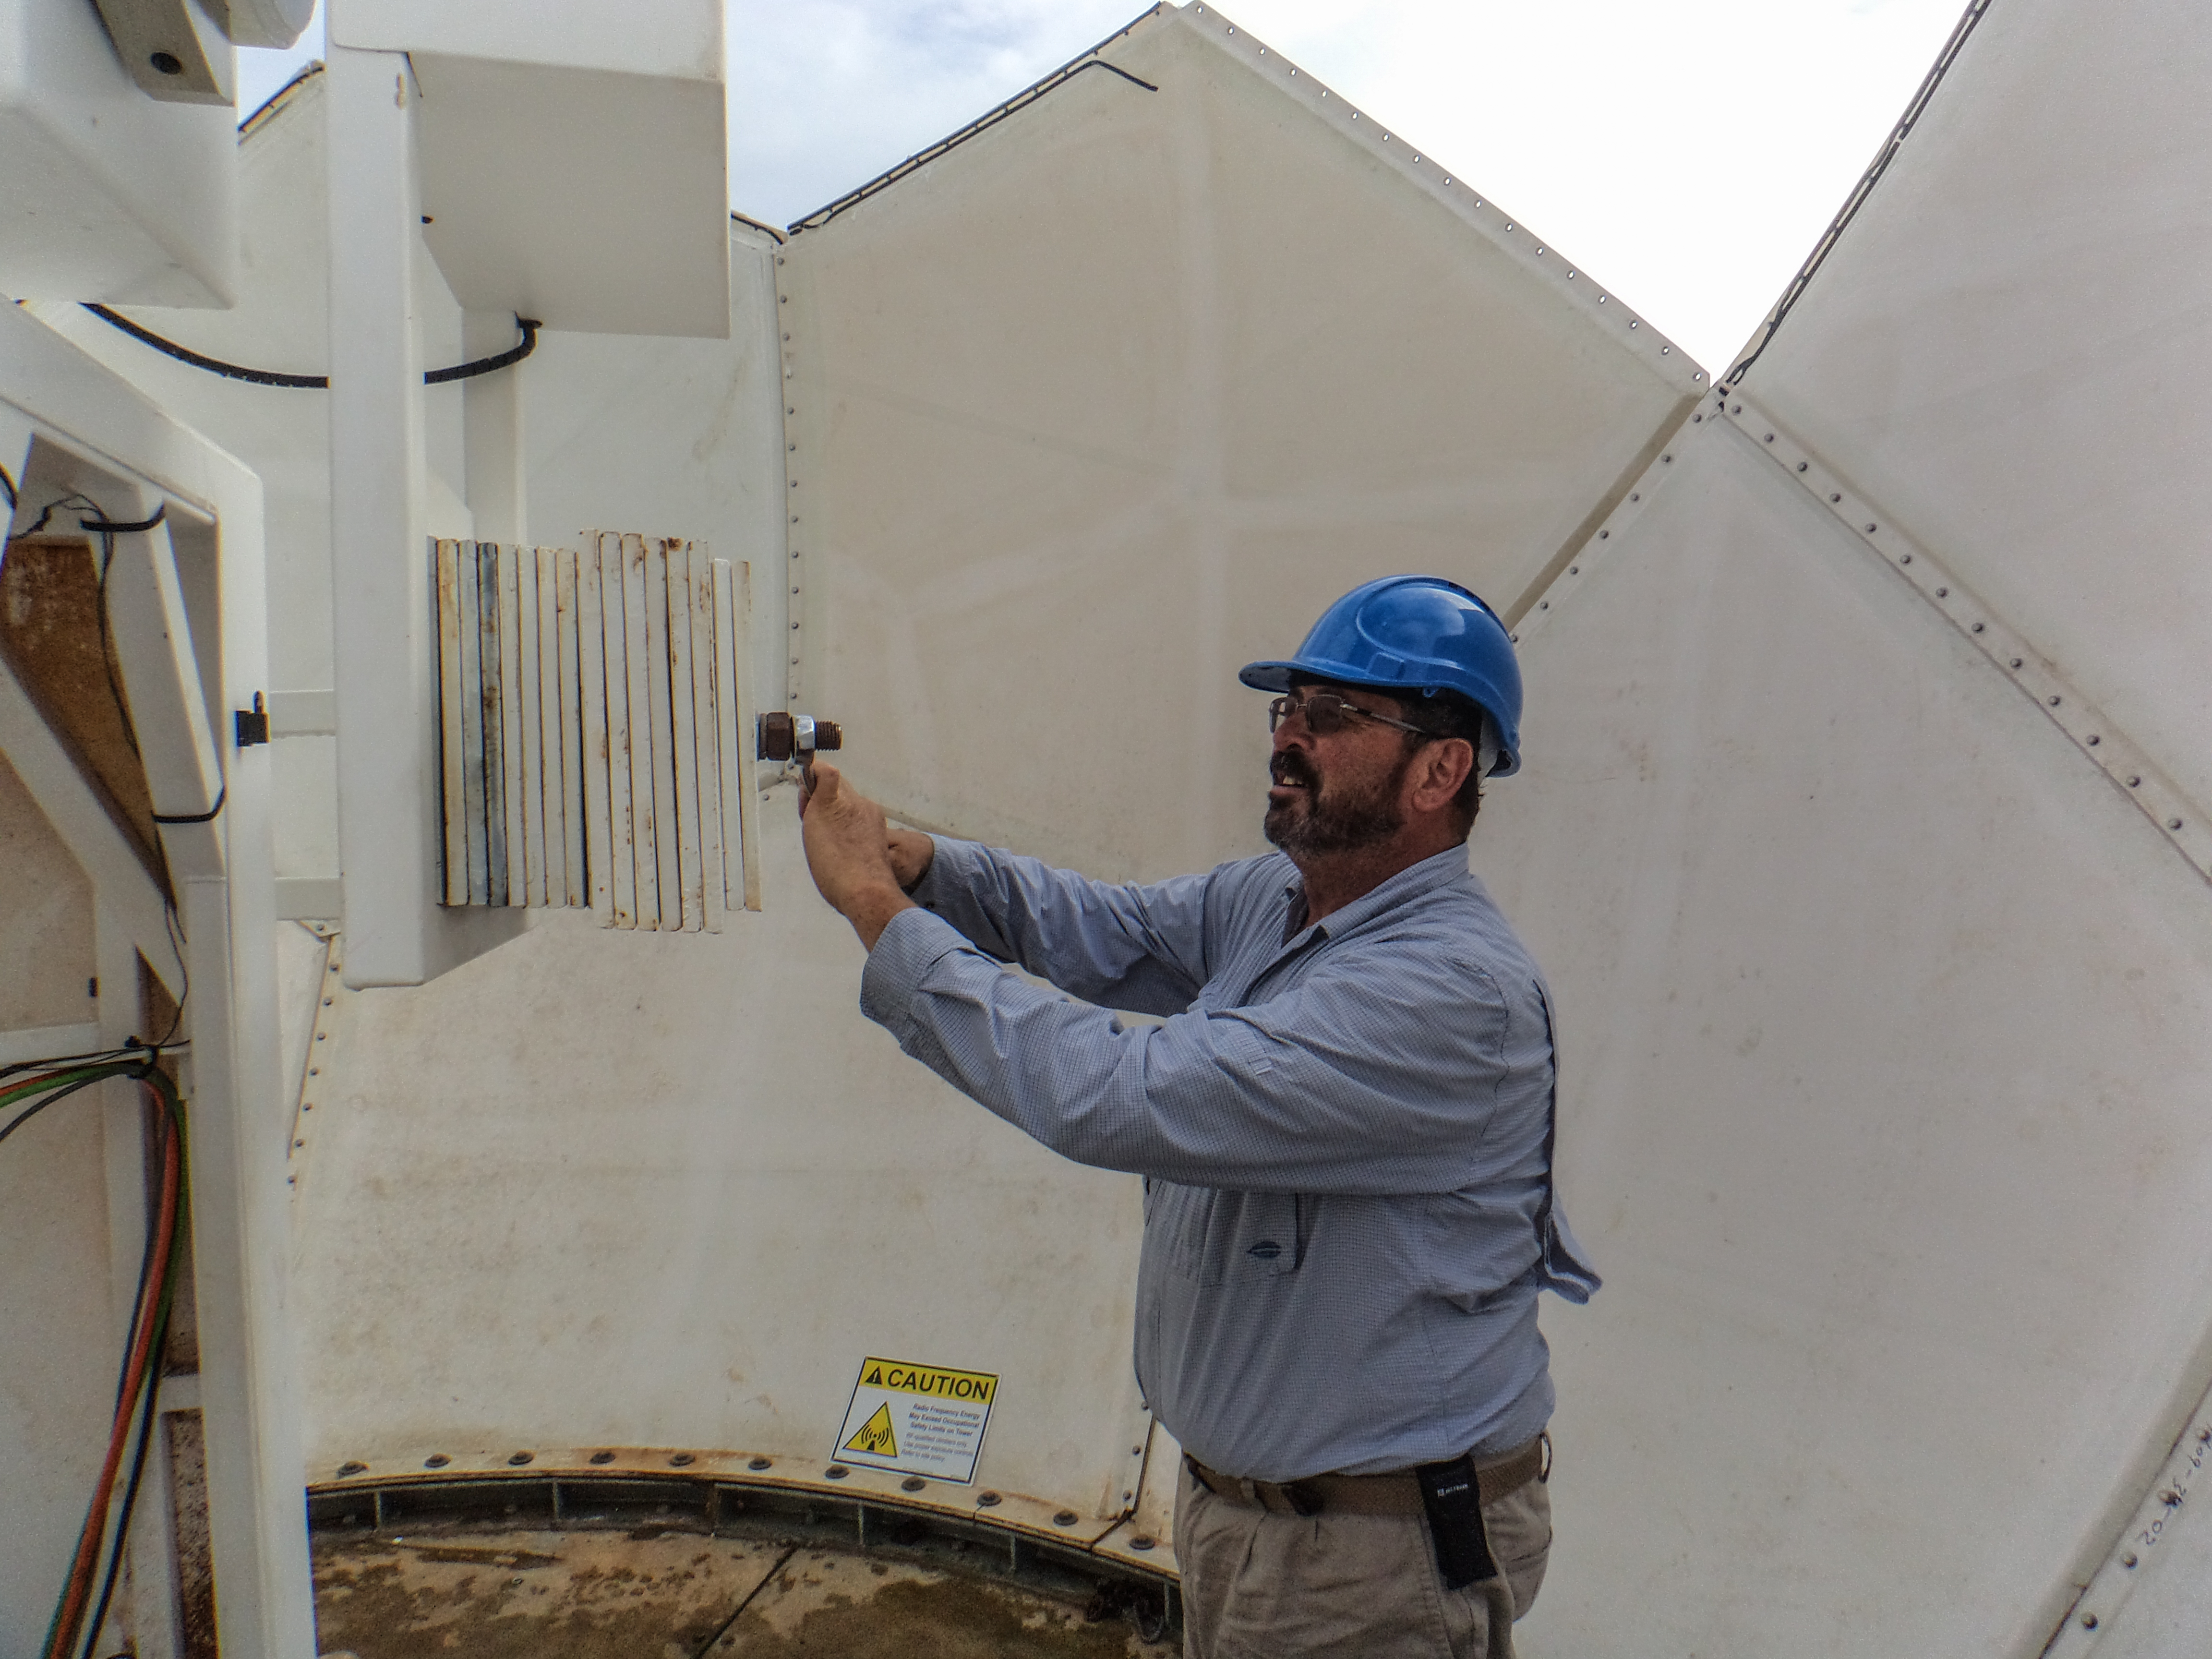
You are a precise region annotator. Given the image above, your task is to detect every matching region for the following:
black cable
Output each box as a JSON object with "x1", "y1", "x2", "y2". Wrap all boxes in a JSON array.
[
  {"x1": 0, "y1": 1073, "x2": 121, "y2": 1148},
  {"x1": 75, "y1": 1341, "x2": 164, "y2": 1659},
  {"x1": 79, "y1": 305, "x2": 542, "y2": 389},
  {"x1": 690, "y1": 1542, "x2": 800, "y2": 1659},
  {"x1": 76, "y1": 1086, "x2": 180, "y2": 1659},
  {"x1": 425, "y1": 318, "x2": 542, "y2": 385},
  {"x1": 150, "y1": 787, "x2": 224, "y2": 827},
  {"x1": 0, "y1": 1041, "x2": 185, "y2": 1083}
]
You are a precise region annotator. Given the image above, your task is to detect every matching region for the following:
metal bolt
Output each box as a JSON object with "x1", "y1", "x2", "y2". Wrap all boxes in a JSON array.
[
  {"x1": 338, "y1": 1461, "x2": 367, "y2": 1477},
  {"x1": 976, "y1": 1491, "x2": 1002, "y2": 1508},
  {"x1": 670, "y1": 1453, "x2": 695, "y2": 1467},
  {"x1": 1053, "y1": 1510, "x2": 1079, "y2": 1527},
  {"x1": 425, "y1": 1454, "x2": 449, "y2": 1468},
  {"x1": 587, "y1": 1451, "x2": 614, "y2": 1465},
  {"x1": 1539, "y1": 601, "x2": 1548, "y2": 610},
  {"x1": 1829, "y1": 493, "x2": 1841, "y2": 503},
  {"x1": 1662, "y1": 454, "x2": 1671, "y2": 463},
  {"x1": 2049, "y1": 696, "x2": 2061, "y2": 707},
  {"x1": 1599, "y1": 531, "x2": 1609, "y2": 540},
  {"x1": 323, "y1": 997, "x2": 333, "y2": 1006},
  {"x1": 329, "y1": 962, "x2": 339, "y2": 973},
  {"x1": 2082, "y1": 1613, "x2": 2099, "y2": 1629},
  {"x1": 302, "y1": 1103, "x2": 313, "y2": 1111},
  {"x1": 1132, "y1": 1535, "x2": 1155, "y2": 1551},
  {"x1": 1899, "y1": 553, "x2": 1912, "y2": 565},
  {"x1": 749, "y1": 1456, "x2": 773, "y2": 1470},
  {"x1": 1569, "y1": 566, "x2": 1579, "y2": 576},
  {"x1": 902, "y1": 1476, "x2": 926, "y2": 1491},
  {"x1": 1797, "y1": 462, "x2": 1807, "y2": 472},
  {"x1": 1694, "y1": 414, "x2": 1703, "y2": 423},
  {"x1": 1866, "y1": 523, "x2": 1879, "y2": 533},
  {"x1": 294, "y1": 1138, "x2": 304, "y2": 1148},
  {"x1": 1629, "y1": 320, "x2": 1639, "y2": 329},
  {"x1": 1971, "y1": 623, "x2": 1984, "y2": 633},
  {"x1": 826, "y1": 1465, "x2": 849, "y2": 1480},
  {"x1": 1936, "y1": 587, "x2": 1948, "y2": 597},
  {"x1": 2123, "y1": 1551, "x2": 2139, "y2": 1567},
  {"x1": 2087, "y1": 735, "x2": 2100, "y2": 745},
  {"x1": 1764, "y1": 433, "x2": 1774, "y2": 444},
  {"x1": 1630, "y1": 493, "x2": 1640, "y2": 502},
  {"x1": 2009, "y1": 658, "x2": 2024, "y2": 668},
  {"x1": 2169, "y1": 817, "x2": 2185, "y2": 831},
  {"x1": 309, "y1": 1067, "x2": 318, "y2": 1076},
  {"x1": 316, "y1": 1033, "x2": 326, "y2": 1041},
  {"x1": 508, "y1": 1451, "x2": 534, "y2": 1467}
]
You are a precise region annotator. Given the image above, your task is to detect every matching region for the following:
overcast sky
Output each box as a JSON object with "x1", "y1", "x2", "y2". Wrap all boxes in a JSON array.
[{"x1": 240, "y1": 0, "x2": 1964, "y2": 374}]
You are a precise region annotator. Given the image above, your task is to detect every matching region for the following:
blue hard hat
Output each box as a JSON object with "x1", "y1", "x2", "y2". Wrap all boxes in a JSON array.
[{"x1": 1238, "y1": 576, "x2": 1522, "y2": 776}]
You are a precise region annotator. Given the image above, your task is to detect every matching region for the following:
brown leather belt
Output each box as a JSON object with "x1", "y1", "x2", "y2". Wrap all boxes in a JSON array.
[{"x1": 1186, "y1": 1433, "x2": 1547, "y2": 1517}]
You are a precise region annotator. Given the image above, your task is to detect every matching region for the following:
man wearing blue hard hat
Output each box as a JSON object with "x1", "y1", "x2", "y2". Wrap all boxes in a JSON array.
[{"x1": 801, "y1": 575, "x2": 1598, "y2": 1658}]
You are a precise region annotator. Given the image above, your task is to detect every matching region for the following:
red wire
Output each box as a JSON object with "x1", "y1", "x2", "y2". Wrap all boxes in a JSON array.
[{"x1": 47, "y1": 1091, "x2": 179, "y2": 1659}]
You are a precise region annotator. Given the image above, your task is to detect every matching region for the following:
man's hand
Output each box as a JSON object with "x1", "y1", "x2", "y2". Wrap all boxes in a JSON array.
[{"x1": 799, "y1": 762, "x2": 916, "y2": 950}]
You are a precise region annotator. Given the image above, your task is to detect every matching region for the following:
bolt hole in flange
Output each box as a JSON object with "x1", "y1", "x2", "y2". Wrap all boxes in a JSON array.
[{"x1": 150, "y1": 50, "x2": 182, "y2": 74}]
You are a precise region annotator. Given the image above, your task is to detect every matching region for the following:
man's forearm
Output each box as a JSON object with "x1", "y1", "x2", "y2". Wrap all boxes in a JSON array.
[{"x1": 842, "y1": 880, "x2": 916, "y2": 951}]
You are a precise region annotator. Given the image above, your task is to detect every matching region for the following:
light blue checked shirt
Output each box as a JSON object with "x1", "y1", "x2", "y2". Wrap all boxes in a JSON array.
[{"x1": 859, "y1": 837, "x2": 1599, "y2": 1482}]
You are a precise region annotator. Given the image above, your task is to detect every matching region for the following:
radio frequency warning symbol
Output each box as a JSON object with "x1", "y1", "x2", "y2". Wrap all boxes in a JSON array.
[
  {"x1": 832, "y1": 1356, "x2": 998, "y2": 1483},
  {"x1": 843, "y1": 1403, "x2": 897, "y2": 1456}
]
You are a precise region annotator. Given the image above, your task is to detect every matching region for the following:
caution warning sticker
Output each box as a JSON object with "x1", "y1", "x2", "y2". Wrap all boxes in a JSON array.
[{"x1": 832, "y1": 1357, "x2": 999, "y2": 1484}]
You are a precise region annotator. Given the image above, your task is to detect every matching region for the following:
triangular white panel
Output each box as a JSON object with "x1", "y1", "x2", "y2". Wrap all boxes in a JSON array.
[
  {"x1": 1736, "y1": 0, "x2": 2212, "y2": 829},
  {"x1": 782, "y1": 3, "x2": 1702, "y2": 878},
  {"x1": 1489, "y1": 413, "x2": 2212, "y2": 1658}
]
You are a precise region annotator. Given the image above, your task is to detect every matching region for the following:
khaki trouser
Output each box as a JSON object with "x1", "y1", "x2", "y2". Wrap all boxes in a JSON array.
[{"x1": 1173, "y1": 1455, "x2": 1551, "y2": 1659}]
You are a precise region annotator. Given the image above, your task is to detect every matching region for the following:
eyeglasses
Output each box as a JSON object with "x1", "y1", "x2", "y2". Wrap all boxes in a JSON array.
[{"x1": 1267, "y1": 690, "x2": 1433, "y2": 739}]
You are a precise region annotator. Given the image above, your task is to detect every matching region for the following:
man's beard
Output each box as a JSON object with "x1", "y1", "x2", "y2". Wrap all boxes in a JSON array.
[{"x1": 1264, "y1": 747, "x2": 1410, "y2": 856}]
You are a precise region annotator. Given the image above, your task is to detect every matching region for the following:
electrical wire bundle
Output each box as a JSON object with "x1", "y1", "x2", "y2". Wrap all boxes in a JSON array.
[{"x1": 2, "y1": 1045, "x2": 189, "y2": 1659}]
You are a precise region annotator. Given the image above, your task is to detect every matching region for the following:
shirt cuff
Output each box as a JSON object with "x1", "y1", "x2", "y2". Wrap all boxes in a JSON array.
[
  {"x1": 906, "y1": 833, "x2": 974, "y2": 909},
  {"x1": 859, "y1": 904, "x2": 973, "y2": 1042}
]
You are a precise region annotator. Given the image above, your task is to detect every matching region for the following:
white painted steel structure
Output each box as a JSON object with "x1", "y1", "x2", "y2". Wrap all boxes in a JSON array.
[
  {"x1": 0, "y1": 303, "x2": 309, "y2": 1659},
  {"x1": 8, "y1": 0, "x2": 2212, "y2": 1653}
]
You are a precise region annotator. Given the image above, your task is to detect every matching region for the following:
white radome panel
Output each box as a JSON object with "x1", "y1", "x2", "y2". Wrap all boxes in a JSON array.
[
  {"x1": 783, "y1": 3, "x2": 1701, "y2": 881},
  {"x1": 290, "y1": 799, "x2": 1156, "y2": 1539},
  {"x1": 1485, "y1": 414, "x2": 2212, "y2": 1659},
  {"x1": 1737, "y1": 0, "x2": 2212, "y2": 832}
]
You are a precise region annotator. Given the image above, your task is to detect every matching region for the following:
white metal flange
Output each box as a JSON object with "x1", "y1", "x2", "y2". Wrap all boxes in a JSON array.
[
  {"x1": 2040, "y1": 1396, "x2": 2212, "y2": 1656},
  {"x1": 1503, "y1": 409, "x2": 1700, "y2": 649},
  {"x1": 1718, "y1": 390, "x2": 2212, "y2": 890}
]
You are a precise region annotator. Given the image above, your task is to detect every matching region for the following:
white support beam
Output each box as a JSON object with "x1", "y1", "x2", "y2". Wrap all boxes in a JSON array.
[
  {"x1": 104, "y1": 495, "x2": 226, "y2": 879},
  {"x1": 326, "y1": 45, "x2": 522, "y2": 986}
]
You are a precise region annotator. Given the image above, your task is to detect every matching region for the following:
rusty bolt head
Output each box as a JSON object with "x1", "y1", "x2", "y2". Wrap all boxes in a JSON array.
[
  {"x1": 508, "y1": 1451, "x2": 534, "y2": 1467},
  {"x1": 590, "y1": 1451, "x2": 615, "y2": 1465},
  {"x1": 425, "y1": 1455, "x2": 450, "y2": 1468},
  {"x1": 1053, "y1": 1510, "x2": 1079, "y2": 1527},
  {"x1": 749, "y1": 1456, "x2": 773, "y2": 1471},
  {"x1": 337, "y1": 1461, "x2": 367, "y2": 1478},
  {"x1": 902, "y1": 1476, "x2": 926, "y2": 1491},
  {"x1": 670, "y1": 1453, "x2": 695, "y2": 1467},
  {"x1": 825, "y1": 1465, "x2": 849, "y2": 1480},
  {"x1": 976, "y1": 1491, "x2": 1002, "y2": 1508}
]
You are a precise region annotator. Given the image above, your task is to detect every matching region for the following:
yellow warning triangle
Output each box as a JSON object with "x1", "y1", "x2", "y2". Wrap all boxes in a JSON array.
[{"x1": 843, "y1": 1403, "x2": 897, "y2": 1457}]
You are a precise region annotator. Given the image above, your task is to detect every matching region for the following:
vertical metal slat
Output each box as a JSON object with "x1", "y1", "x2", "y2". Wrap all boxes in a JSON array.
[
  {"x1": 476, "y1": 541, "x2": 507, "y2": 906},
  {"x1": 578, "y1": 537, "x2": 617, "y2": 928},
  {"x1": 687, "y1": 542, "x2": 725, "y2": 935},
  {"x1": 623, "y1": 532, "x2": 661, "y2": 930},
  {"x1": 516, "y1": 544, "x2": 547, "y2": 907},
  {"x1": 556, "y1": 546, "x2": 588, "y2": 909},
  {"x1": 666, "y1": 540, "x2": 707, "y2": 933},
  {"x1": 434, "y1": 538, "x2": 469, "y2": 906},
  {"x1": 716, "y1": 557, "x2": 765, "y2": 913},
  {"x1": 497, "y1": 544, "x2": 529, "y2": 906}
]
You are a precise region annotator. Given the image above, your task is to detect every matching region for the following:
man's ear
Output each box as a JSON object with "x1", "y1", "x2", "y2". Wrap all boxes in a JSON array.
[{"x1": 1409, "y1": 738, "x2": 1475, "y2": 814}]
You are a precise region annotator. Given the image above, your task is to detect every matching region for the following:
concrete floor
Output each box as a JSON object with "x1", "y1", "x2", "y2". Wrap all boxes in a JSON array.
[{"x1": 312, "y1": 1522, "x2": 1176, "y2": 1659}]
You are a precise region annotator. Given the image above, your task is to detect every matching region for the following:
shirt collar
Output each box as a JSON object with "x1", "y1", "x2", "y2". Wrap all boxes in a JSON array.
[{"x1": 1278, "y1": 843, "x2": 1472, "y2": 946}]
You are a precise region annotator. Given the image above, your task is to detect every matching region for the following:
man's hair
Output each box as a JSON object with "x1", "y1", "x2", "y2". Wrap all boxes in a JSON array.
[{"x1": 1395, "y1": 690, "x2": 1487, "y2": 839}]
